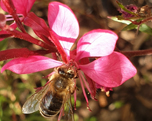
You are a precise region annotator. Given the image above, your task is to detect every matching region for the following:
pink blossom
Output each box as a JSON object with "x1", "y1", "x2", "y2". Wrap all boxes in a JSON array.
[
  {"x1": 0, "y1": 0, "x2": 36, "y2": 40},
  {"x1": 1, "y1": 1, "x2": 137, "y2": 109}
]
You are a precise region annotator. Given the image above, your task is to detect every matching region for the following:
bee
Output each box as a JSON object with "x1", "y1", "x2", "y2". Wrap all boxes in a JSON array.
[{"x1": 22, "y1": 64, "x2": 77, "y2": 120}]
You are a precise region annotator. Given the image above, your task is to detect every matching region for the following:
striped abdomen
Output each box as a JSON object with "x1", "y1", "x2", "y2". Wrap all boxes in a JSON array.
[{"x1": 40, "y1": 91, "x2": 63, "y2": 117}]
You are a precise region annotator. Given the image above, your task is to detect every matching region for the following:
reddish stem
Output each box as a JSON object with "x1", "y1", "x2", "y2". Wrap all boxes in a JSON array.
[
  {"x1": 0, "y1": 48, "x2": 54, "y2": 61},
  {"x1": 128, "y1": 16, "x2": 152, "y2": 25},
  {"x1": 121, "y1": 49, "x2": 152, "y2": 58}
]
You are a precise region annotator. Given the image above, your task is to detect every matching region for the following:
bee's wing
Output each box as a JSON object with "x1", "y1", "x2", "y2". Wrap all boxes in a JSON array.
[
  {"x1": 66, "y1": 97, "x2": 74, "y2": 121},
  {"x1": 22, "y1": 83, "x2": 50, "y2": 114},
  {"x1": 62, "y1": 94, "x2": 74, "y2": 121}
]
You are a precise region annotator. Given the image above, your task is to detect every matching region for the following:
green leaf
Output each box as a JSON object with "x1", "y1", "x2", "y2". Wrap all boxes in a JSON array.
[
  {"x1": 108, "y1": 16, "x2": 131, "y2": 25},
  {"x1": 122, "y1": 23, "x2": 152, "y2": 35},
  {"x1": 122, "y1": 23, "x2": 137, "y2": 31},
  {"x1": 139, "y1": 24, "x2": 152, "y2": 35}
]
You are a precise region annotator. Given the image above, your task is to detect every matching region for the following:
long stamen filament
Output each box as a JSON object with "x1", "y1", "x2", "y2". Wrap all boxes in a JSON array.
[
  {"x1": 78, "y1": 71, "x2": 91, "y2": 111},
  {"x1": 58, "y1": 107, "x2": 64, "y2": 121},
  {"x1": 79, "y1": 71, "x2": 91, "y2": 94}
]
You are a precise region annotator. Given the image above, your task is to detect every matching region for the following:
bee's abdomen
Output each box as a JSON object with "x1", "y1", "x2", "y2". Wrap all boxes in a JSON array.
[
  {"x1": 40, "y1": 91, "x2": 63, "y2": 117},
  {"x1": 49, "y1": 96, "x2": 63, "y2": 111}
]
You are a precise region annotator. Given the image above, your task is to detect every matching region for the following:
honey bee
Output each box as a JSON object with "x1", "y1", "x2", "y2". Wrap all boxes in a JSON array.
[{"x1": 22, "y1": 64, "x2": 77, "y2": 120}]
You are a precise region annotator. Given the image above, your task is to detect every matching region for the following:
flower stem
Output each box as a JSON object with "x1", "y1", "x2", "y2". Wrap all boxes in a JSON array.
[
  {"x1": 127, "y1": 16, "x2": 152, "y2": 25},
  {"x1": 121, "y1": 49, "x2": 152, "y2": 58}
]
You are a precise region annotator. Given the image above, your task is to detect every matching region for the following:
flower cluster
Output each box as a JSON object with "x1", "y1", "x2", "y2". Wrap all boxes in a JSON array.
[{"x1": 0, "y1": 0, "x2": 137, "y2": 120}]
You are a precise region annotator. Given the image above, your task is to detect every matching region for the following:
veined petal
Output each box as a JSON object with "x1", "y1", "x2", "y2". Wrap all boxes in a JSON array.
[
  {"x1": 48, "y1": 2, "x2": 79, "y2": 51},
  {"x1": 79, "y1": 52, "x2": 137, "y2": 87},
  {"x1": 0, "y1": 0, "x2": 35, "y2": 16},
  {"x1": 1, "y1": 55, "x2": 63, "y2": 74},
  {"x1": 75, "y1": 29, "x2": 118, "y2": 61}
]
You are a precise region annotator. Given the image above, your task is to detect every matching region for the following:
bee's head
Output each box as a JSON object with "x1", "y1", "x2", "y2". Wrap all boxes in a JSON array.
[{"x1": 57, "y1": 64, "x2": 77, "y2": 79}]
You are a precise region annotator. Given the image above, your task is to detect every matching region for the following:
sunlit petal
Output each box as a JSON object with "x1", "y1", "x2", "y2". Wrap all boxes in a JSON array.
[
  {"x1": 1, "y1": 55, "x2": 63, "y2": 74},
  {"x1": 48, "y1": 2, "x2": 79, "y2": 51},
  {"x1": 75, "y1": 29, "x2": 118, "y2": 61},
  {"x1": 79, "y1": 52, "x2": 137, "y2": 87}
]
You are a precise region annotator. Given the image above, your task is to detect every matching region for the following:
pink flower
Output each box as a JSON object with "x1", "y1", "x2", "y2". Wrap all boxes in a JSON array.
[
  {"x1": 0, "y1": 0, "x2": 35, "y2": 17},
  {"x1": 0, "y1": 0, "x2": 36, "y2": 40},
  {"x1": 1, "y1": 1, "x2": 137, "y2": 108}
]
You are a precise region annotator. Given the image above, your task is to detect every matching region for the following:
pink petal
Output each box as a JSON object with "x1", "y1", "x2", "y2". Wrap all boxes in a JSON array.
[
  {"x1": 0, "y1": 0, "x2": 35, "y2": 16},
  {"x1": 85, "y1": 75, "x2": 96, "y2": 100},
  {"x1": 24, "y1": 12, "x2": 50, "y2": 37},
  {"x1": 79, "y1": 52, "x2": 137, "y2": 88},
  {"x1": 48, "y1": 2, "x2": 79, "y2": 51},
  {"x1": 1, "y1": 55, "x2": 63, "y2": 74},
  {"x1": 23, "y1": 12, "x2": 53, "y2": 46},
  {"x1": 75, "y1": 29, "x2": 118, "y2": 61}
]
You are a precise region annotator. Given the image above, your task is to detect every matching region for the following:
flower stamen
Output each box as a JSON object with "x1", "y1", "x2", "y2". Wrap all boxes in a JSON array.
[{"x1": 78, "y1": 71, "x2": 91, "y2": 111}]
